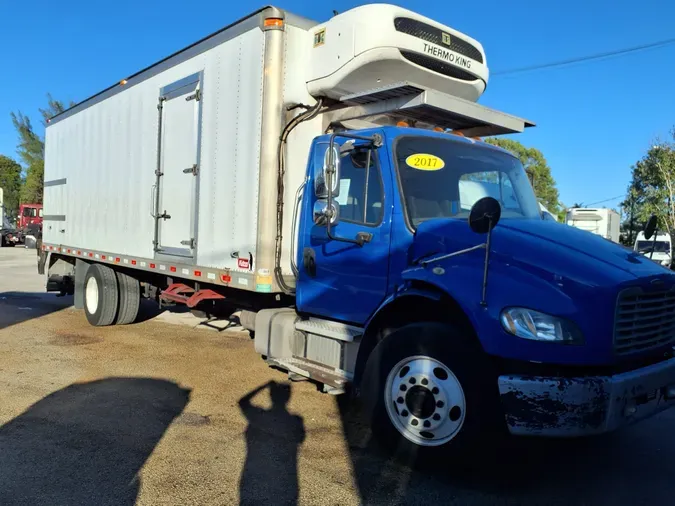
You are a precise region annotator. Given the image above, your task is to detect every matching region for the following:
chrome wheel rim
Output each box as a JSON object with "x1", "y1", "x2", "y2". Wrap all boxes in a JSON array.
[{"x1": 384, "y1": 355, "x2": 466, "y2": 447}]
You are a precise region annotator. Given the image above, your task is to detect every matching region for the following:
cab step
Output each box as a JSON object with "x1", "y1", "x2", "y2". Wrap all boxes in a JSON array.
[
  {"x1": 295, "y1": 318, "x2": 363, "y2": 342},
  {"x1": 268, "y1": 356, "x2": 349, "y2": 394}
]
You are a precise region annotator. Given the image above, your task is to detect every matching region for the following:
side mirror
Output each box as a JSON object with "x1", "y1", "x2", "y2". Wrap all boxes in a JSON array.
[
  {"x1": 469, "y1": 197, "x2": 501, "y2": 234},
  {"x1": 644, "y1": 214, "x2": 658, "y2": 240},
  {"x1": 313, "y1": 200, "x2": 339, "y2": 226},
  {"x1": 314, "y1": 145, "x2": 340, "y2": 198}
]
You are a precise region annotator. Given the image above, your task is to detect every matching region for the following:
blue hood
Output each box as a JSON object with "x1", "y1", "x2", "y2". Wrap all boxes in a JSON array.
[{"x1": 413, "y1": 218, "x2": 671, "y2": 287}]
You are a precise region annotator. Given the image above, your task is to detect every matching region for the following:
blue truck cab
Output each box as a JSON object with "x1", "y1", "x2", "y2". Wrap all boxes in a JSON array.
[{"x1": 285, "y1": 124, "x2": 675, "y2": 455}]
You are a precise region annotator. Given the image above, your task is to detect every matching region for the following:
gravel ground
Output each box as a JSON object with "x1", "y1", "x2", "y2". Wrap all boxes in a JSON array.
[{"x1": 1, "y1": 246, "x2": 675, "y2": 506}]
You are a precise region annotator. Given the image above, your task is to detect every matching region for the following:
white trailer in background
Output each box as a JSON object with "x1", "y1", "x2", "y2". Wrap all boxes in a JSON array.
[
  {"x1": 566, "y1": 208, "x2": 620, "y2": 242},
  {"x1": 634, "y1": 231, "x2": 673, "y2": 268}
]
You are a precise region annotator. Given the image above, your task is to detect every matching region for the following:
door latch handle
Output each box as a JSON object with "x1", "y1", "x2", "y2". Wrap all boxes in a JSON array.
[
  {"x1": 159, "y1": 211, "x2": 171, "y2": 220},
  {"x1": 150, "y1": 184, "x2": 157, "y2": 217},
  {"x1": 355, "y1": 232, "x2": 373, "y2": 246},
  {"x1": 183, "y1": 164, "x2": 199, "y2": 176}
]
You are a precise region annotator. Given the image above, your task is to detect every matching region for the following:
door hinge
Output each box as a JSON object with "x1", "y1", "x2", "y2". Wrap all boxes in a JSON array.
[
  {"x1": 186, "y1": 89, "x2": 201, "y2": 102},
  {"x1": 181, "y1": 238, "x2": 196, "y2": 249},
  {"x1": 183, "y1": 164, "x2": 199, "y2": 176}
]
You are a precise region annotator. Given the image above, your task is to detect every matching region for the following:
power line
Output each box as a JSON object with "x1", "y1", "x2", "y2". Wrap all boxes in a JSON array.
[
  {"x1": 493, "y1": 37, "x2": 675, "y2": 76},
  {"x1": 584, "y1": 194, "x2": 627, "y2": 207}
]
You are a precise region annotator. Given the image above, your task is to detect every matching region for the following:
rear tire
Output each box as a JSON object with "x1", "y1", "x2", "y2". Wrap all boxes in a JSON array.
[
  {"x1": 83, "y1": 264, "x2": 119, "y2": 326},
  {"x1": 115, "y1": 271, "x2": 141, "y2": 325},
  {"x1": 361, "y1": 322, "x2": 503, "y2": 466}
]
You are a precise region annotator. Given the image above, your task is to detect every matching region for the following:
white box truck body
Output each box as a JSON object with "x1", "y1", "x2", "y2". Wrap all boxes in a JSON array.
[{"x1": 566, "y1": 207, "x2": 620, "y2": 242}]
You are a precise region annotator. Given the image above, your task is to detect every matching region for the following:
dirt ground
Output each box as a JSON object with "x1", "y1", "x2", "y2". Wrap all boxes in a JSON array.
[{"x1": 2, "y1": 246, "x2": 675, "y2": 506}]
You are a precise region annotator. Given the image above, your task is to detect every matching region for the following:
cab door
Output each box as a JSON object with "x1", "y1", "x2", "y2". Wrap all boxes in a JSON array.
[{"x1": 296, "y1": 135, "x2": 392, "y2": 325}]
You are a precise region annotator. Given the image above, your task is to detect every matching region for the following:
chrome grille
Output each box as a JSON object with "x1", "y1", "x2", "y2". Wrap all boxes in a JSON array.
[{"x1": 615, "y1": 286, "x2": 675, "y2": 355}]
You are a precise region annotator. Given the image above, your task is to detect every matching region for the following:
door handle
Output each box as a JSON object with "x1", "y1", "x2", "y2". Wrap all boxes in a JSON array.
[
  {"x1": 150, "y1": 185, "x2": 157, "y2": 217},
  {"x1": 159, "y1": 211, "x2": 171, "y2": 220},
  {"x1": 355, "y1": 232, "x2": 373, "y2": 245}
]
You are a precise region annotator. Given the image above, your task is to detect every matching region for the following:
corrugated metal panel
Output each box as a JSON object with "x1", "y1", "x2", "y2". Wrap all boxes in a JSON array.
[
  {"x1": 196, "y1": 29, "x2": 265, "y2": 270},
  {"x1": 44, "y1": 28, "x2": 266, "y2": 273}
]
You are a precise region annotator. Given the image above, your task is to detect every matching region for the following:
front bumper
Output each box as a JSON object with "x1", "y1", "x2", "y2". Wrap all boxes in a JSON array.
[{"x1": 498, "y1": 356, "x2": 675, "y2": 437}]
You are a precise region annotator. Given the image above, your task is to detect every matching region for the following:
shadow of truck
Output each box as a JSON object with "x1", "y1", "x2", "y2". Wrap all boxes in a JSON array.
[{"x1": 0, "y1": 377, "x2": 190, "y2": 506}]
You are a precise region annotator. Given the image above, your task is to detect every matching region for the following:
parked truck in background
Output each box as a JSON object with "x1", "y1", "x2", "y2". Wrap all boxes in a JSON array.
[
  {"x1": 37, "y1": 4, "x2": 675, "y2": 461},
  {"x1": 634, "y1": 231, "x2": 672, "y2": 269},
  {"x1": 16, "y1": 203, "x2": 43, "y2": 248},
  {"x1": 566, "y1": 207, "x2": 621, "y2": 242},
  {"x1": 1, "y1": 188, "x2": 20, "y2": 247}
]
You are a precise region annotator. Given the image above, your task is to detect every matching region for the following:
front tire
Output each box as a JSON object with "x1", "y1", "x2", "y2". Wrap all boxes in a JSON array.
[
  {"x1": 361, "y1": 322, "x2": 502, "y2": 464},
  {"x1": 84, "y1": 264, "x2": 119, "y2": 326}
]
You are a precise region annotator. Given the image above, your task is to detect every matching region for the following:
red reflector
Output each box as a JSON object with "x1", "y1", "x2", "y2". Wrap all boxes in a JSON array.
[
  {"x1": 77, "y1": 251, "x2": 81, "y2": 255},
  {"x1": 67, "y1": 249, "x2": 71, "y2": 253},
  {"x1": 115, "y1": 257, "x2": 120, "y2": 263},
  {"x1": 170, "y1": 266, "x2": 177, "y2": 272},
  {"x1": 131, "y1": 260, "x2": 137, "y2": 265},
  {"x1": 102, "y1": 255, "x2": 107, "y2": 260},
  {"x1": 88, "y1": 253, "x2": 93, "y2": 257},
  {"x1": 194, "y1": 270, "x2": 202, "y2": 277},
  {"x1": 42, "y1": 245, "x2": 46, "y2": 251},
  {"x1": 221, "y1": 274, "x2": 232, "y2": 283},
  {"x1": 150, "y1": 263, "x2": 156, "y2": 269}
]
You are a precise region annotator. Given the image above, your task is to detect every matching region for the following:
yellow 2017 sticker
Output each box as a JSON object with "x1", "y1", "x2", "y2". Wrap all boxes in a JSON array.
[{"x1": 406, "y1": 153, "x2": 445, "y2": 171}]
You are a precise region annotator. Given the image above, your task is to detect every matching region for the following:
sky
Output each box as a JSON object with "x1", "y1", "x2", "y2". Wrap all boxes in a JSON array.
[{"x1": 0, "y1": 0, "x2": 673, "y2": 210}]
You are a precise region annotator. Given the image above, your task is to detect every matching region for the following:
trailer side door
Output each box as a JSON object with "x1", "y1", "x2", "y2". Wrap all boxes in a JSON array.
[{"x1": 154, "y1": 72, "x2": 203, "y2": 259}]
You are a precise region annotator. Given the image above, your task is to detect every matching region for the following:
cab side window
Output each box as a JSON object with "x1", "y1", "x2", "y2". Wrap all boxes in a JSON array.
[{"x1": 336, "y1": 149, "x2": 384, "y2": 226}]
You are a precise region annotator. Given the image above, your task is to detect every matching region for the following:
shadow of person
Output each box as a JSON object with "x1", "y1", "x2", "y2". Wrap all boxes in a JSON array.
[
  {"x1": 0, "y1": 377, "x2": 190, "y2": 506},
  {"x1": 239, "y1": 381, "x2": 305, "y2": 506}
]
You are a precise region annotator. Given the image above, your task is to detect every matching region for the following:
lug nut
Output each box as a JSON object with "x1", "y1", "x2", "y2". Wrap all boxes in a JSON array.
[
  {"x1": 409, "y1": 377, "x2": 416, "y2": 385},
  {"x1": 400, "y1": 384, "x2": 407, "y2": 392},
  {"x1": 423, "y1": 420, "x2": 431, "y2": 428},
  {"x1": 411, "y1": 419, "x2": 419, "y2": 426},
  {"x1": 397, "y1": 397, "x2": 404, "y2": 404},
  {"x1": 401, "y1": 410, "x2": 408, "y2": 417},
  {"x1": 432, "y1": 387, "x2": 439, "y2": 395},
  {"x1": 421, "y1": 378, "x2": 428, "y2": 386},
  {"x1": 436, "y1": 400, "x2": 444, "y2": 408},
  {"x1": 433, "y1": 413, "x2": 441, "y2": 421}
]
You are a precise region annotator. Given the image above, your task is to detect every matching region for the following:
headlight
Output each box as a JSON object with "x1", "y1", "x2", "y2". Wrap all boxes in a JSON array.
[{"x1": 500, "y1": 308, "x2": 584, "y2": 344}]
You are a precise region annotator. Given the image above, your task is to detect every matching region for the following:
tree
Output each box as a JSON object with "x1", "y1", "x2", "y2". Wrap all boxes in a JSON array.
[
  {"x1": 0, "y1": 155, "x2": 22, "y2": 215},
  {"x1": 11, "y1": 94, "x2": 74, "y2": 204},
  {"x1": 623, "y1": 128, "x2": 675, "y2": 239},
  {"x1": 485, "y1": 138, "x2": 564, "y2": 220}
]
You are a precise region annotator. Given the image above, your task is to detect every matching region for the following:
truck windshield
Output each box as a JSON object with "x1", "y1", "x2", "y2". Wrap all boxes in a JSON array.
[
  {"x1": 636, "y1": 240, "x2": 670, "y2": 253},
  {"x1": 395, "y1": 136, "x2": 540, "y2": 227}
]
